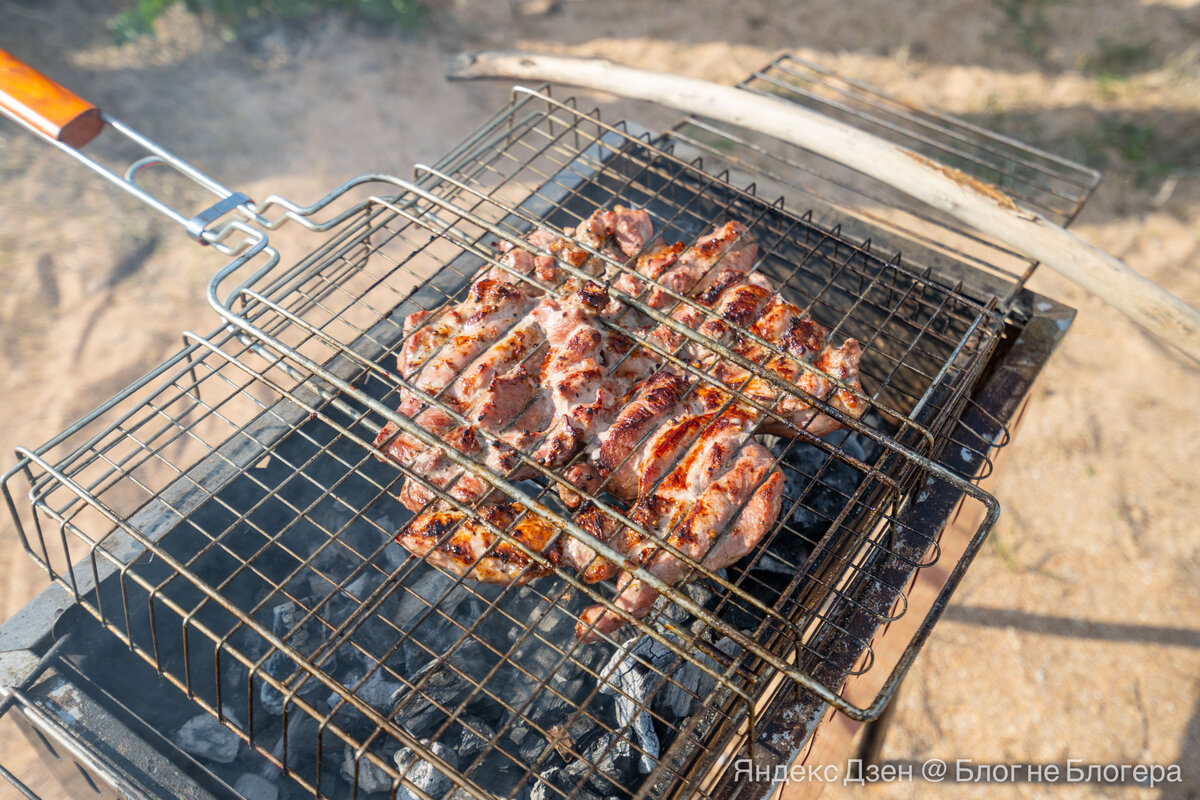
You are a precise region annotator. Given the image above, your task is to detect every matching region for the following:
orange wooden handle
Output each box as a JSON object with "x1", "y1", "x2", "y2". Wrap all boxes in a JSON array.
[{"x1": 0, "y1": 48, "x2": 103, "y2": 148}]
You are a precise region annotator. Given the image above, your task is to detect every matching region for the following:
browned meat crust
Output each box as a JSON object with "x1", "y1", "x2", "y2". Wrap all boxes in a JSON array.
[
  {"x1": 398, "y1": 501, "x2": 619, "y2": 585},
  {"x1": 374, "y1": 207, "x2": 868, "y2": 627}
]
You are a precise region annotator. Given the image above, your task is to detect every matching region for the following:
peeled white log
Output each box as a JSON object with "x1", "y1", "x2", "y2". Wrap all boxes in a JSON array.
[{"x1": 449, "y1": 52, "x2": 1200, "y2": 365}]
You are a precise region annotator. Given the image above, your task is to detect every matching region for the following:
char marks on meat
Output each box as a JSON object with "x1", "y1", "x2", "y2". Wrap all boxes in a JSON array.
[
  {"x1": 577, "y1": 409, "x2": 784, "y2": 642},
  {"x1": 376, "y1": 206, "x2": 868, "y2": 640},
  {"x1": 398, "y1": 501, "x2": 620, "y2": 585},
  {"x1": 530, "y1": 282, "x2": 621, "y2": 468}
]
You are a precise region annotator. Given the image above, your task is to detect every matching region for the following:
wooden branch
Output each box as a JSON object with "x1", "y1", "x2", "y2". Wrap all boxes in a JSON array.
[{"x1": 449, "y1": 52, "x2": 1200, "y2": 365}]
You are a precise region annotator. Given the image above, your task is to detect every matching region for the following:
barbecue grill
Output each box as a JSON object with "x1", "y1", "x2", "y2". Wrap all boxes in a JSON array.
[{"x1": 0, "y1": 55, "x2": 1097, "y2": 800}]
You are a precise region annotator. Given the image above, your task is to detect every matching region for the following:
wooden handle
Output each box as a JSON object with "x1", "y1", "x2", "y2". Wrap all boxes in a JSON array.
[
  {"x1": 450, "y1": 52, "x2": 1200, "y2": 365},
  {"x1": 0, "y1": 48, "x2": 102, "y2": 147}
]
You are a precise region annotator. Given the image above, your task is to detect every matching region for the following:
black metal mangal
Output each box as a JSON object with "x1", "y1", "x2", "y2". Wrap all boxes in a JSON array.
[{"x1": 0, "y1": 53, "x2": 1096, "y2": 800}]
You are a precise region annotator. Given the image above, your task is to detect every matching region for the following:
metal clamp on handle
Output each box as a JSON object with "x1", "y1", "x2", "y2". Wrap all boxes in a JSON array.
[{"x1": 186, "y1": 189, "x2": 255, "y2": 244}]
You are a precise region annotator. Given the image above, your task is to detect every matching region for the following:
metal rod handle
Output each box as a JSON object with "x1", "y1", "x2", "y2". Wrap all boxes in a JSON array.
[
  {"x1": 0, "y1": 48, "x2": 102, "y2": 148},
  {"x1": 0, "y1": 49, "x2": 262, "y2": 247}
]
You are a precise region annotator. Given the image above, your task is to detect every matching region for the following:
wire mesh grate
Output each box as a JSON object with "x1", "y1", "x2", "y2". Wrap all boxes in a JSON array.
[
  {"x1": 2, "y1": 83, "x2": 1046, "y2": 800},
  {"x1": 669, "y1": 55, "x2": 1101, "y2": 307}
]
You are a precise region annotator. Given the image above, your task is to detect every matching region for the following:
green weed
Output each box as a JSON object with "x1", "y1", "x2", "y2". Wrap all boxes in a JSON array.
[
  {"x1": 109, "y1": 0, "x2": 423, "y2": 44},
  {"x1": 990, "y1": 0, "x2": 1065, "y2": 60},
  {"x1": 1084, "y1": 35, "x2": 1153, "y2": 81}
]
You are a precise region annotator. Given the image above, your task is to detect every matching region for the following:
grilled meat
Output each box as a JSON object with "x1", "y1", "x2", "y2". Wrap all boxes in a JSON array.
[
  {"x1": 702, "y1": 294, "x2": 866, "y2": 437},
  {"x1": 636, "y1": 267, "x2": 866, "y2": 438},
  {"x1": 376, "y1": 209, "x2": 654, "y2": 509},
  {"x1": 398, "y1": 501, "x2": 619, "y2": 585},
  {"x1": 577, "y1": 406, "x2": 784, "y2": 641},
  {"x1": 587, "y1": 370, "x2": 690, "y2": 502},
  {"x1": 376, "y1": 207, "x2": 868, "y2": 635},
  {"x1": 398, "y1": 502, "x2": 559, "y2": 585},
  {"x1": 374, "y1": 278, "x2": 548, "y2": 511},
  {"x1": 530, "y1": 282, "x2": 621, "y2": 468},
  {"x1": 644, "y1": 221, "x2": 758, "y2": 309}
]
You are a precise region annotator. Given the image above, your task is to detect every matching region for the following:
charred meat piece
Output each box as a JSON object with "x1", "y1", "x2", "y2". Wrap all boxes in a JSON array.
[
  {"x1": 398, "y1": 502, "x2": 559, "y2": 585},
  {"x1": 702, "y1": 293, "x2": 866, "y2": 437},
  {"x1": 530, "y1": 282, "x2": 623, "y2": 468},
  {"x1": 401, "y1": 276, "x2": 541, "y2": 399},
  {"x1": 388, "y1": 364, "x2": 553, "y2": 512},
  {"x1": 377, "y1": 206, "x2": 868, "y2": 624},
  {"x1": 577, "y1": 407, "x2": 784, "y2": 642},
  {"x1": 641, "y1": 267, "x2": 775, "y2": 359},
  {"x1": 377, "y1": 211, "x2": 650, "y2": 510},
  {"x1": 612, "y1": 205, "x2": 654, "y2": 257},
  {"x1": 398, "y1": 501, "x2": 619, "y2": 585},
  {"x1": 587, "y1": 370, "x2": 690, "y2": 502},
  {"x1": 644, "y1": 221, "x2": 758, "y2": 309},
  {"x1": 375, "y1": 287, "x2": 547, "y2": 511}
]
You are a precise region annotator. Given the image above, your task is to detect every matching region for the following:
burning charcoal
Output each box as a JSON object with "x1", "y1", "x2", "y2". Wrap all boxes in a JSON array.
[
  {"x1": 318, "y1": 591, "x2": 357, "y2": 632},
  {"x1": 333, "y1": 615, "x2": 406, "y2": 676},
  {"x1": 233, "y1": 774, "x2": 279, "y2": 800},
  {"x1": 525, "y1": 719, "x2": 592, "y2": 766},
  {"x1": 529, "y1": 768, "x2": 562, "y2": 800},
  {"x1": 260, "y1": 601, "x2": 332, "y2": 715},
  {"x1": 532, "y1": 592, "x2": 580, "y2": 641},
  {"x1": 505, "y1": 716, "x2": 534, "y2": 748},
  {"x1": 655, "y1": 643, "x2": 722, "y2": 721},
  {"x1": 662, "y1": 579, "x2": 711, "y2": 624},
  {"x1": 653, "y1": 636, "x2": 741, "y2": 722},
  {"x1": 659, "y1": 573, "x2": 761, "y2": 634},
  {"x1": 560, "y1": 673, "x2": 588, "y2": 701},
  {"x1": 392, "y1": 660, "x2": 476, "y2": 741},
  {"x1": 598, "y1": 639, "x2": 669, "y2": 774},
  {"x1": 394, "y1": 569, "x2": 471, "y2": 631},
  {"x1": 564, "y1": 732, "x2": 634, "y2": 798},
  {"x1": 358, "y1": 667, "x2": 403, "y2": 711},
  {"x1": 342, "y1": 745, "x2": 395, "y2": 795},
  {"x1": 345, "y1": 569, "x2": 386, "y2": 602},
  {"x1": 394, "y1": 741, "x2": 457, "y2": 800},
  {"x1": 282, "y1": 566, "x2": 333, "y2": 608},
  {"x1": 174, "y1": 711, "x2": 241, "y2": 764},
  {"x1": 597, "y1": 631, "x2": 735, "y2": 774},
  {"x1": 328, "y1": 666, "x2": 403, "y2": 718},
  {"x1": 274, "y1": 600, "x2": 324, "y2": 653},
  {"x1": 320, "y1": 569, "x2": 397, "y2": 643},
  {"x1": 777, "y1": 431, "x2": 872, "y2": 540},
  {"x1": 512, "y1": 725, "x2": 548, "y2": 763},
  {"x1": 457, "y1": 716, "x2": 498, "y2": 761},
  {"x1": 530, "y1": 767, "x2": 623, "y2": 800},
  {"x1": 393, "y1": 570, "x2": 488, "y2": 676},
  {"x1": 334, "y1": 512, "x2": 394, "y2": 563},
  {"x1": 381, "y1": 541, "x2": 407, "y2": 571},
  {"x1": 661, "y1": 579, "x2": 718, "y2": 630},
  {"x1": 536, "y1": 763, "x2": 610, "y2": 800},
  {"x1": 713, "y1": 599, "x2": 762, "y2": 636},
  {"x1": 275, "y1": 712, "x2": 340, "y2": 778}
]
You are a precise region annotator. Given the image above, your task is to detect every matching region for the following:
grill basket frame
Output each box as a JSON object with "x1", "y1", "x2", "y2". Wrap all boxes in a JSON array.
[{"x1": 2, "y1": 69, "x2": 1097, "y2": 800}]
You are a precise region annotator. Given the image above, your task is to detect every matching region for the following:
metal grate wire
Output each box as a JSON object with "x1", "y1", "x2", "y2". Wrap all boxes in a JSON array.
[
  {"x1": 671, "y1": 55, "x2": 1101, "y2": 307},
  {"x1": 0, "y1": 79, "x2": 1072, "y2": 800}
]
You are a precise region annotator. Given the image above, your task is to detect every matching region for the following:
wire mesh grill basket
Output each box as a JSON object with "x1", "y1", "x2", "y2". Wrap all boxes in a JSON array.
[{"x1": 2, "y1": 58, "x2": 1098, "y2": 800}]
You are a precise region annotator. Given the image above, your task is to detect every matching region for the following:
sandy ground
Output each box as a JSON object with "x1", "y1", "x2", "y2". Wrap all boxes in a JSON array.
[{"x1": 0, "y1": 0, "x2": 1198, "y2": 797}]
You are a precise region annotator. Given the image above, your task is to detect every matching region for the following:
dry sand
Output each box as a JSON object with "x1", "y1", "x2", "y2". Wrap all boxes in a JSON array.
[{"x1": 0, "y1": 0, "x2": 1197, "y2": 796}]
